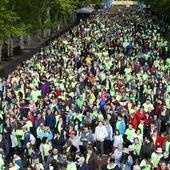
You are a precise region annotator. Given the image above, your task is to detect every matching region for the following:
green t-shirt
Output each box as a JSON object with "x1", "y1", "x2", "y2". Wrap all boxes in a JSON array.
[
  {"x1": 37, "y1": 127, "x2": 43, "y2": 138},
  {"x1": 133, "y1": 143, "x2": 141, "y2": 155},
  {"x1": 31, "y1": 90, "x2": 41, "y2": 102},
  {"x1": 91, "y1": 112, "x2": 97, "y2": 119},
  {"x1": 43, "y1": 143, "x2": 51, "y2": 156},
  {"x1": 97, "y1": 113, "x2": 104, "y2": 121},
  {"x1": 167, "y1": 85, "x2": 170, "y2": 93},
  {"x1": 16, "y1": 129, "x2": 25, "y2": 140},
  {"x1": 66, "y1": 162, "x2": 77, "y2": 170},
  {"x1": 143, "y1": 74, "x2": 148, "y2": 81},
  {"x1": 124, "y1": 68, "x2": 131, "y2": 75},
  {"x1": 165, "y1": 141, "x2": 170, "y2": 152},
  {"x1": 140, "y1": 159, "x2": 151, "y2": 170},
  {"x1": 126, "y1": 74, "x2": 133, "y2": 82},
  {"x1": 105, "y1": 62, "x2": 111, "y2": 70},
  {"x1": 73, "y1": 113, "x2": 83, "y2": 122},
  {"x1": 151, "y1": 153, "x2": 163, "y2": 168},
  {"x1": 166, "y1": 58, "x2": 170, "y2": 66},
  {"x1": 125, "y1": 128, "x2": 135, "y2": 141},
  {"x1": 166, "y1": 98, "x2": 170, "y2": 109}
]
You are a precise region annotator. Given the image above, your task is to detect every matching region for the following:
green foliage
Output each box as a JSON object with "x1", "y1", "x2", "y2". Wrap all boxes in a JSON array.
[
  {"x1": 11, "y1": 0, "x2": 46, "y2": 32},
  {"x1": 0, "y1": 0, "x2": 25, "y2": 43},
  {"x1": 0, "y1": 0, "x2": 103, "y2": 43},
  {"x1": 78, "y1": 0, "x2": 103, "y2": 7},
  {"x1": 140, "y1": 0, "x2": 170, "y2": 16},
  {"x1": 52, "y1": 0, "x2": 79, "y2": 14}
]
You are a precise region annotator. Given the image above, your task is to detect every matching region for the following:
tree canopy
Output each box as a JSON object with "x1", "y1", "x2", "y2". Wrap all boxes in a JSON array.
[
  {"x1": 0, "y1": 0, "x2": 25, "y2": 44},
  {"x1": 140, "y1": 0, "x2": 170, "y2": 21},
  {"x1": 0, "y1": 0, "x2": 103, "y2": 44}
]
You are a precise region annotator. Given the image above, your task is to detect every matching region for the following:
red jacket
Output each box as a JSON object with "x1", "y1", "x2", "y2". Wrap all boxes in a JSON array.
[
  {"x1": 144, "y1": 116, "x2": 152, "y2": 126},
  {"x1": 117, "y1": 83, "x2": 124, "y2": 92},
  {"x1": 125, "y1": 102, "x2": 134, "y2": 110},
  {"x1": 156, "y1": 167, "x2": 168, "y2": 170},
  {"x1": 133, "y1": 111, "x2": 146, "y2": 128},
  {"x1": 144, "y1": 40, "x2": 148, "y2": 47},
  {"x1": 56, "y1": 89, "x2": 61, "y2": 97},
  {"x1": 27, "y1": 114, "x2": 35, "y2": 125},
  {"x1": 128, "y1": 114, "x2": 137, "y2": 129},
  {"x1": 148, "y1": 67, "x2": 156, "y2": 74},
  {"x1": 154, "y1": 101, "x2": 163, "y2": 116},
  {"x1": 155, "y1": 136, "x2": 165, "y2": 149}
]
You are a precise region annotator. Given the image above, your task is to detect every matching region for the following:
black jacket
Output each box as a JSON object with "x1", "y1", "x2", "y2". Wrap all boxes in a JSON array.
[{"x1": 140, "y1": 141, "x2": 154, "y2": 159}]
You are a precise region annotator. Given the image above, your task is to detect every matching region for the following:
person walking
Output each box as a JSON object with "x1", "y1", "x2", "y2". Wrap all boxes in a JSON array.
[{"x1": 95, "y1": 121, "x2": 108, "y2": 156}]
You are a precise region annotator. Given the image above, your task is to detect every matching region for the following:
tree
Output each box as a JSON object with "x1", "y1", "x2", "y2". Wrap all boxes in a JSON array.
[
  {"x1": 0, "y1": 0, "x2": 103, "y2": 61},
  {"x1": 79, "y1": 0, "x2": 103, "y2": 7},
  {"x1": 0, "y1": 0, "x2": 25, "y2": 61},
  {"x1": 140, "y1": 0, "x2": 170, "y2": 21}
]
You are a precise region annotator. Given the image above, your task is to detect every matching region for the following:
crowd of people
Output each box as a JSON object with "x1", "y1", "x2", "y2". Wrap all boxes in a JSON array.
[{"x1": 0, "y1": 5, "x2": 169, "y2": 170}]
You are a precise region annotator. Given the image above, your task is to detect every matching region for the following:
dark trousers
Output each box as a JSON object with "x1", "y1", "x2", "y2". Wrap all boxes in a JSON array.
[
  {"x1": 104, "y1": 140, "x2": 112, "y2": 154},
  {"x1": 123, "y1": 135, "x2": 132, "y2": 148},
  {"x1": 96, "y1": 141, "x2": 104, "y2": 155},
  {"x1": 79, "y1": 145, "x2": 87, "y2": 155}
]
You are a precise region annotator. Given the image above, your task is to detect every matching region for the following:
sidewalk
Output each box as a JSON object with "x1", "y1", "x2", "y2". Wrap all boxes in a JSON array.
[
  {"x1": 0, "y1": 37, "x2": 48, "y2": 77},
  {"x1": 0, "y1": 19, "x2": 78, "y2": 78}
]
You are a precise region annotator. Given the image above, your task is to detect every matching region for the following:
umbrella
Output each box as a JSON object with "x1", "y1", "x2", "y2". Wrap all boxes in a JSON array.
[{"x1": 76, "y1": 7, "x2": 94, "y2": 14}]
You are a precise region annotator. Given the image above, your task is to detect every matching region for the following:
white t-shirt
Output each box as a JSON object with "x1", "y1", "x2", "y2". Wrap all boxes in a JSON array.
[
  {"x1": 95, "y1": 125, "x2": 108, "y2": 142},
  {"x1": 143, "y1": 103, "x2": 154, "y2": 112},
  {"x1": 30, "y1": 134, "x2": 36, "y2": 145},
  {"x1": 113, "y1": 135, "x2": 123, "y2": 147}
]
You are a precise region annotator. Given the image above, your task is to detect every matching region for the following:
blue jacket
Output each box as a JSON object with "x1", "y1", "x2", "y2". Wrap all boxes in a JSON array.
[
  {"x1": 40, "y1": 130, "x2": 53, "y2": 141},
  {"x1": 23, "y1": 132, "x2": 30, "y2": 148},
  {"x1": 79, "y1": 163, "x2": 90, "y2": 170},
  {"x1": 14, "y1": 159, "x2": 23, "y2": 170},
  {"x1": 45, "y1": 113, "x2": 56, "y2": 130},
  {"x1": 125, "y1": 155, "x2": 133, "y2": 170},
  {"x1": 99, "y1": 99, "x2": 105, "y2": 109},
  {"x1": 119, "y1": 120, "x2": 126, "y2": 135}
]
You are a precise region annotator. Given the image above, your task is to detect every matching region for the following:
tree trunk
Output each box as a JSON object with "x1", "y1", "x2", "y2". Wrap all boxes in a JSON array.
[
  {"x1": 20, "y1": 36, "x2": 24, "y2": 49},
  {"x1": 0, "y1": 44, "x2": 2, "y2": 62},
  {"x1": 27, "y1": 35, "x2": 31, "y2": 46},
  {"x1": 57, "y1": 24, "x2": 60, "y2": 31},
  {"x1": 64, "y1": 15, "x2": 67, "y2": 26},
  {"x1": 47, "y1": 7, "x2": 51, "y2": 38},
  {"x1": 37, "y1": 29, "x2": 42, "y2": 40},
  {"x1": 10, "y1": 38, "x2": 13, "y2": 57},
  {"x1": 72, "y1": 12, "x2": 75, "y2": 23},
  {"x1": 37, "y1": 17, "x2": 42, "y2": 40},
  {"x1": 43, "y1": 29, "x2": 47, "y2": 38},
  {"x1": 48, "y1": 29, "x2": 51, "y2": 38},
  {"x1": 7, "y1": 39, "x2": 10, "y2": 57},
  {"x1": 63, "y1": 15, "x2": 66, "y2": 27}
]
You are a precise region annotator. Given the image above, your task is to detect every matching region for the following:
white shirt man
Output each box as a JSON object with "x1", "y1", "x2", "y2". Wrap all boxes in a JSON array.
[{"x1": 95, "y1": 121, "x2": 108, "y2": 142}]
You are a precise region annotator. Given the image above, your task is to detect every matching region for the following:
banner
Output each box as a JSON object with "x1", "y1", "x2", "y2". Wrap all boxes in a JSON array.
[{"x1": 112, "y1": 1, "x2": 138, "y2": 5}]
